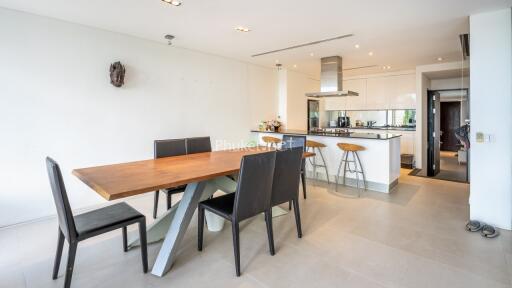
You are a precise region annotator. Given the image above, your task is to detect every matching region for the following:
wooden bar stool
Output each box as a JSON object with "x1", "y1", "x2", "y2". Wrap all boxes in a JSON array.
[
  {"x1": 306, "y1": 140, "x2": 330, "y2": 184},
  {"x1": 262, "y1": 136, "x2": 282, "y2": 148},
  {"x1": 335, "y1": 143, "x2": 367, "y2": 197}
]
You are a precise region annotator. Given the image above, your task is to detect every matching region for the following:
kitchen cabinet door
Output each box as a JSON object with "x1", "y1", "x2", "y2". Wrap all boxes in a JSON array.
[
  {"x1": 323, "y1": 96, "x2": 347, "y2": 111},
  {"x1": 366, "y1": 76, "x2": 392, "y2": 109},
  {"x1": 389, "y1": 74, "x2": 416, "y2": 109},
  {"x1": 345, "y1": 79, "x2": 367, "y2": 110}
]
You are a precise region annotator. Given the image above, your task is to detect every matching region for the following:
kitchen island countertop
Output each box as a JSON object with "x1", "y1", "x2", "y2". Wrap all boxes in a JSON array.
[{"x1": 250, "y1": 129, "x2": 401, "y2": 140}]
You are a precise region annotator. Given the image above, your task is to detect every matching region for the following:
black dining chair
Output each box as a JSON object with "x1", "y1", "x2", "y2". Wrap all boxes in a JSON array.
[
  {"x1": 186, "y1": 136, "x2": 212, "y2": 154},
  {"x1": 197, "y1": 151, "x2": 276, "y2": 277},
  {"x1": 282, "y1": 135, "x2": 307, "y2": 199},
  {"x1": 153, "y1": 139, "x2": 188, "y2": 219},
  {"x1": 46, "y1": 157, "x2": 148, "y2": 288},
  {"x1": 271, "y1": 147, "x2": 304, "y2": 239}
]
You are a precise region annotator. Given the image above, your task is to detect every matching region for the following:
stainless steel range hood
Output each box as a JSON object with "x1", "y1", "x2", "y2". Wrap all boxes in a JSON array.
[{"x1": 306, "y1": 56, "x2": 359, "y2": 97}]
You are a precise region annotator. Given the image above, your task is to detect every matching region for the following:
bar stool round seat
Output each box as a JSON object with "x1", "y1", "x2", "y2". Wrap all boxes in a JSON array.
[
  {"x1": 335, "y1": 143, "x2": 367, "y2": 197},
  {"x1": 262, "y1": 136, "x2": 282, "y2": 148},
  {"x1": 306, "y1": 140, "x2": 330, "y2": 184}
]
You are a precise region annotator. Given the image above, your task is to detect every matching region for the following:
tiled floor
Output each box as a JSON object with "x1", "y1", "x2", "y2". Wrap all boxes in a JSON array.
[
  {"x1": 436, "y1": 151, "x2": 468, "y2": 182},
  {"x1": 2, "y1": 170, "x2": 511, "y2": 288}
]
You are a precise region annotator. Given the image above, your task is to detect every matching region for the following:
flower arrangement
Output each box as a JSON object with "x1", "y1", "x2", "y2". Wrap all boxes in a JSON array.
[{"x1": 260, "y1": 118, "x2": 282, "y2": 132}]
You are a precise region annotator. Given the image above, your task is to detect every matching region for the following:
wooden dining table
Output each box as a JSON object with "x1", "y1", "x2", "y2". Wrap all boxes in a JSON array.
[{"x1": 73, "y1": 147, "x2": 314, "y2": 277}]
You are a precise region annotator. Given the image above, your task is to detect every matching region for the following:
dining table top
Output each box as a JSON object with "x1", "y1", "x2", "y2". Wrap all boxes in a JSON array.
[{"x1": 73, "y1": 147, "x2": 315, "y2": 201}]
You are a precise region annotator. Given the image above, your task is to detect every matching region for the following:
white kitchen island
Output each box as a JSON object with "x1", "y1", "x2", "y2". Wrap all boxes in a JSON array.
[{"x1": 251, "y1": 130, "x2": 401, "y2": 193}]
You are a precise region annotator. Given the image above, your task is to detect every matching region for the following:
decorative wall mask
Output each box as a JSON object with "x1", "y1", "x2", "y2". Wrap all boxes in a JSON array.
[{"x1": 109, "y1": 61, "x2": 125, "y2": 87}]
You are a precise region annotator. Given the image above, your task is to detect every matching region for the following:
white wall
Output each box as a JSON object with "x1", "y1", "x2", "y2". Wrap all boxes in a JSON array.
[
  {"x1": 469, "y1": 8, "x2": 512, "y2": 230},
  {"x1": 278, "y1": 69, "x2": 319, "y2": 130},
  {"x1": 0, "y1": 8, "x2": 278, "y2": 226}
]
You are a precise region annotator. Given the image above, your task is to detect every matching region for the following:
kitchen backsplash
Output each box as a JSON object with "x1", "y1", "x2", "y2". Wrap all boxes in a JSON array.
[{"x1": 324, "y1": 109, "x2": 416, "y2": 128}]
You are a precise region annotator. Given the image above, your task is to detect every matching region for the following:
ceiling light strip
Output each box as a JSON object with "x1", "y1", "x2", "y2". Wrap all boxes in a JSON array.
[
  {"x1": 251, "y1": 34, "x2": 354, "y2": 57},
  {"x1": 342, "y1": 65, "x2": 378, "y2": 71}
]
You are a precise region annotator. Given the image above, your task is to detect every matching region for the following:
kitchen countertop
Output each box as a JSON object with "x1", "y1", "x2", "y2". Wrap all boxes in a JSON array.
[
  {"x1": 251, "y1": 129, "x2": 402, "y2": 140},
  {"x1": 346, "y1": 126, "x2": 416, "y2": 131}
]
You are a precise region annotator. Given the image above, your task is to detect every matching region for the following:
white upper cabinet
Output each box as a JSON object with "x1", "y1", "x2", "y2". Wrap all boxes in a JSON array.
[
  {"x1": 389, "y1": 74, "x2": 416, "y2": 109},
  {"x1": 345, "y1": 79, "x2": 367, "y2": 110},
  {"x1": 366, "y1": 76, "x2": 392, "y2": 109},
  {"x1": 323, "y1": 73, "x2": 416, "y2": 111}
]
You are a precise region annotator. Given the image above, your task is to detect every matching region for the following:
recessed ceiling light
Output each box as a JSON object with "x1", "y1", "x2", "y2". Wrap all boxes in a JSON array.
[
  {"x1": 235, "y1": 26, "x2": 251, "y2": 32},
  {"x1": 162, "y1": 0, "x2": 182, "y2": 6},
  {"x1": 355, "y1": 44, "x2": 360, "y2": 49},
  {"x1": 437, "y1": 57, "x2": 443, "y2": 61},
  {"x1": 293, "y1": 64, "x2": 298, "y2": 68},
  {"x1": 387, "y1": 66, "x2": 391, "y2": 69},
  {"x1": 275, "y1": 59, "x2": 279, "y2": 63},
  {"x1": 368, "y1": 51, "x2": 374, "y2": 56},
  {"x1": 310, "y1": 53, "x2": 315, "y2": 57}
]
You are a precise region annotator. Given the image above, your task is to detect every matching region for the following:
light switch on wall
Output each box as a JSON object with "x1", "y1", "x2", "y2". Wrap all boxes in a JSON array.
[
  {"x1": 476, "y1": 132, "x2": 484, "y2": 143},
  {"x1": 475, "y1": 132, "x2": 495, "y2": 143}
]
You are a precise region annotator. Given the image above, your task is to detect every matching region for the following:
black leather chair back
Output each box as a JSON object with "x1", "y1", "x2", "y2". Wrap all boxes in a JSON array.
[
  {"x1": 46, "y1": 157, "x2": 77, "y2": 241},
  {"x1": 282, "y1": 135, "x2": 306, "y2": 151},
  {"x1": 154, "y1": 139, "x2": 187, "y2": 159},
  {"x1": 233, "y1": 152, "x2": 276, "y2": 221},
  {"x1": 186, "y1": 137, "x2": 212, "y2": 154},
  {"x1": 271, "y1": 148, "x2": 303, "y2": 206}
]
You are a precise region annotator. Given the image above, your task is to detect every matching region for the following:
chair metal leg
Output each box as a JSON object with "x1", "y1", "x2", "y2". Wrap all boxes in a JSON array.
[
  {"x1": 335, "y1": 151, "x2": 346, "y2": 191},
  {"x1": 138, "y1": 220, "x2": 148, "y2": 273},
  {"x1": 197, "y1": 207, "x2": 205, "y2": 251},
  {"x1": 64, "y1": 241, "x2": 77, "y2": 288},
  {"x1": 166, "y1": 192, "x2": 172, "y2": 210},
  {"x1": 292, "y1": 198, "x2": 303, "y2": 238},
  {"x1": 232, "y1": 221, "x2": 241, "y2": 277},
  {"x1": 264, "y1": 210, "x2": 275, "y2": 256},
  {"x1": 354, "y1": 152, "x2": 367, "y2": 190},
  {"x1": 318, "y1": 149, "x2": 330, "y2": 184},
  {"x1": 354, "y1": 153, "x2": 361, "y2": 197},
  {"x1": 122, "y1": 226, "x2": 128, "y2": 252},
  {"x1": 153, "y1": 190, "x2": 159, "y2": 219},
  {"x1": 52, "y1": 229, "x2": 64, "y2": 280},
  {"x1": 342, "y1": 152, "x2": 349, "y2": 185}
]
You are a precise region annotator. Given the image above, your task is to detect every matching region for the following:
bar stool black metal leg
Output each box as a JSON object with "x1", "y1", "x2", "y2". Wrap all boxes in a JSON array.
[
  {"x1": 153, "y1": 190, "x2": 159, "y2": 219},
  {"x1": 52, "y1": 229, "x2": 64, "y2": 280},
  {"x1": 122, "y1": 226, "x2": 128, "y2": 252},
  {"x1": 292, "y1": 198, "x2": 303, "y2": 238},
  {"x1": 264, "y1": 210, "x2": 275, "y2": 255},
  {"x1": 138, "y1": 220, "x2": 148, "y2": 273},
  {"x1": 64, "y1": 241, "x2": 78, "y2": 288},
  {"x1": 232, "y1": 222, "x2": 241, "y2": 277}
]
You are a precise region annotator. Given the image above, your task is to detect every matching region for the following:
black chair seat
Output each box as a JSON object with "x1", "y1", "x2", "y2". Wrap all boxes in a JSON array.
[
  {"x1": 199, "y1": 193, "x2": 235, "y2": 220},
  {"x1": 75, "y1": 202, "x2": 143, "y2": 238}
]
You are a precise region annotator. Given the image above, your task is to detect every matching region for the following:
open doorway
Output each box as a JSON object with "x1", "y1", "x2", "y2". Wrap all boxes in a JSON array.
[
  {"x1": 427, "y1": 88, "x2": 469, "y2": 182},
  {"x1": 409, "y1": 67, "x2": 470, "y2": 183}
]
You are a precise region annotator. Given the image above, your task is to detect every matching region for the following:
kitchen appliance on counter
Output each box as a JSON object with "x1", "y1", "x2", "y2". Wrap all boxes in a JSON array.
[{"x1": 337, "y1": 116, "x2": 351, "y2": 128}]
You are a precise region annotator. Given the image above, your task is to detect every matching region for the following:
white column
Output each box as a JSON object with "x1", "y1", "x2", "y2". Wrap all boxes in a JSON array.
[{"x1": 469, "y1": 8, "x2": 512, "y2": 230}]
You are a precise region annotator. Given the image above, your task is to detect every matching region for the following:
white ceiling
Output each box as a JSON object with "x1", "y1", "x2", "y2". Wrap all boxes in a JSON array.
[{"x1": 1, "y1": 0, "x2": 511, "y2": 77}]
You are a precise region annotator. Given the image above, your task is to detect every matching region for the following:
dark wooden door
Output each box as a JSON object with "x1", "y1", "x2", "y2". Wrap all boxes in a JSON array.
[
  {"x1": 440, "y1": 102, "x2": 461, "y2": 152},
  {"x1": 427, "y1": 91, "x2": 440, "y2": 176}
]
